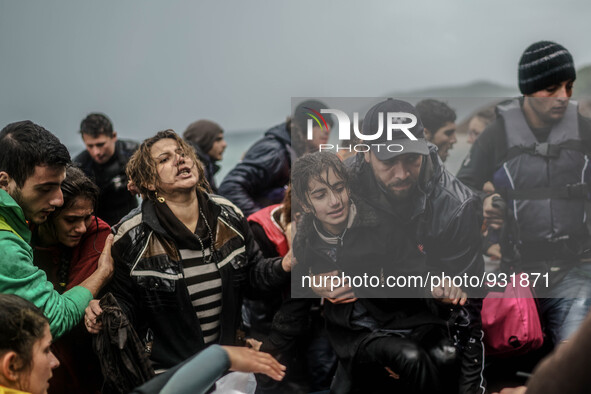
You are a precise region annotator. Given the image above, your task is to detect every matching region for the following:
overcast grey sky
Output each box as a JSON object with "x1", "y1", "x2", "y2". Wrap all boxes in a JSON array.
[{"x1": 1, "y1": 0, "x2": 590, "y2": 143}]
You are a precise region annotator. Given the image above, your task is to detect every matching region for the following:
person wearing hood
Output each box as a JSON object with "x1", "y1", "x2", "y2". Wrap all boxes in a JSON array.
[
  {"x1": 183, "y1": 120, "x2": 227, "y2": 193},
  {"x1": 218, "y1": 100, "x2": 333, "y2": 217}
]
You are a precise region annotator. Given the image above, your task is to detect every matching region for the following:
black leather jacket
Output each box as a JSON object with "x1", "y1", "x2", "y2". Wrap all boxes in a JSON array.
[
  {"x1": 108, "y1": 193, "x2": 289, "y2": 371},
  {"x1": 74, "y1": 139, "x2": 139, "y2": 226},
  {"x1": 346, "y1": 147, "x2": 486, "y2": 393},
  {"x1": 348, "y1": 146, "x2": 484, "y2": 281}
]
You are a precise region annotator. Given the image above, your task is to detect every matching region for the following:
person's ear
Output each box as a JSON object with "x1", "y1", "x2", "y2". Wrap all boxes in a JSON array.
[
  {"x1": 423, "y1": 128, "x2": 432, "y2": 141},
  {"x1": 0, "y1": 351, "x2": 21, "y2": 383},
  {"x1": 301, "y1": 198, "x2": 312, "y2": 214},
  {"x1": 0, "y1": 172, "x2": 12, "y2": 192},
  {"x1": 364, "y1": 151, "x2": 371, "y2": 163}
]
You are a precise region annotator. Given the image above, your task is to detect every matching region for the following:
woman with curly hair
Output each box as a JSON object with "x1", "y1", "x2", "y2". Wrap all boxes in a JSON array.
[{"x1": 84, "y1": 130, "x2": 291, "y2": 388}]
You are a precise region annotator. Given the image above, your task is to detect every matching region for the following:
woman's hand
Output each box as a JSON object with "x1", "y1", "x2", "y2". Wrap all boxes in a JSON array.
[
  {"x1": 493, "y1": 387, "x2": 527, "y2": 394},
  {"x1": 285, "y1": 221, "x2": 295, "y2": 250},
  {"x1": 245, "y1": 338, "x2": 262, "y2": 351},
  {"x1": 281, "y1": 249, "x2": 294, "y2": 272},
  {"x1": 483, "y1": 193, "x2": 505, "y2": 230},
  {"x1": 222, "y1": 346, "x2": 286, "y2": 381},
  {"x1": 96, "y1": 234, "x2": 114, "y2": 281},
  {"x1": 79, "y1": 234, "x2": 114, "y2": 297},
  {"x1": 311, "y1": 270, "x2": 357, "y2": 304},
  {"x1": 84, "y1": 299, "x2": 103, "y2": 334},
  {"x1": 431, "y1": 283, "x2": 467, "y2": 305}
]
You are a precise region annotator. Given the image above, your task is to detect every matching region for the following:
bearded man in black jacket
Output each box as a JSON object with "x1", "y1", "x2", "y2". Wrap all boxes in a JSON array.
[{"x1": 343, "y1": 99, "x2": 486, "y2": 393}]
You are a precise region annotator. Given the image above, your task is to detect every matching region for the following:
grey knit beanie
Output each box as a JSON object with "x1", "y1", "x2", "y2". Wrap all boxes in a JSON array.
[{"x1": 518, "y1": 41, "x2": 576, "y2": 95}]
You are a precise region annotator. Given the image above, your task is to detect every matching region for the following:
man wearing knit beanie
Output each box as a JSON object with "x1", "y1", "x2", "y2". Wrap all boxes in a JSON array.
[
  {"x1": 183, "y1": 119, "x2": 227, "y2": 193},
  {"x1": 518, "y1": 41, "x2": 577, "y2": 127},
  {"x1": 518, "y1": 41, "x2": 576, "y2": 96},
  {"x1": 458, "y1": 41, "x2": 591, "y2": 347}
]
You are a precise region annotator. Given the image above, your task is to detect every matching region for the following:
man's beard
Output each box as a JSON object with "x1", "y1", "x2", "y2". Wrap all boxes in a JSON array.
[
  {"x1": 10, "y1": 186, "x2": 49, "y2": 224},
  {"x1": 377, "y1": 178, "x2": 418, "y2": 203},
  {"x1": 10, "y1": 186, "x2": 24, "y2": 208},
  {"x1": 388, "y1": 183, "x2": 417, "y2": 202},
  {"x1": 9, "y1": 186, "x2": 37, "y2": 223}
]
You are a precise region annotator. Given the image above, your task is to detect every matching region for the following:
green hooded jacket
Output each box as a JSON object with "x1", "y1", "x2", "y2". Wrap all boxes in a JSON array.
[{"x1": 0, "y1": 189, "x2": 92, "y2": 338}]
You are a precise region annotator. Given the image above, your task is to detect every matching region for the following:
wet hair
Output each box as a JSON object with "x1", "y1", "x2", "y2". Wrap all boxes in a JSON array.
[
  {"x1": 276, "y1": 184, "x2": 301, "y2": 227},
  {"x1": 0, "y1": 294, "x2": 48, "y2": 375},
  {"x1": 80, "y1": 113, "x2": 114, "y2": 138},
  {"x1": 56, "y1": 166, "x2": 100, "y2": 214},
  {"x1": 291, "y1": 151, "x2": 349, "y2": 212},
  {"x1": 126, "y1": 129, "x2": 210, "y2": 201},
  {"x1": 42, "y1": 166, "x2": 101, "y2": 292},
  {"x1": 0, "y1": 121, "x2": 70, "y2": 188},
  {"x1": 415, "y1": 99, "x2": 457, "y2": 137}
]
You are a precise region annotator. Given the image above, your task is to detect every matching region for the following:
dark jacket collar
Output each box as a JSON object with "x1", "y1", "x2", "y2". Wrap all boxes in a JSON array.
[
  {"x1": 140, "y1": 191, "x2": 222, "y2": 238},
  {"x1": 264, "y1": 122, "x2": 291, "y2": 146},
  {"x1": 296, "y1": 197, "x2": 380, "y2": 247}
]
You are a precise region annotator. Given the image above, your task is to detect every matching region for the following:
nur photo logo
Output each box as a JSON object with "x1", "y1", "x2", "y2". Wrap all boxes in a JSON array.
[{"x1": 306, "y1": 107, "x2": 418, "y2": 154}]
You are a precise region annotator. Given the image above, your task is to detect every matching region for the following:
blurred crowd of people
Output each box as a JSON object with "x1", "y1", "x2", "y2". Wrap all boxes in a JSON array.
[{"x1": 1, "y1": 40, "x2": 591, "y2": 394}]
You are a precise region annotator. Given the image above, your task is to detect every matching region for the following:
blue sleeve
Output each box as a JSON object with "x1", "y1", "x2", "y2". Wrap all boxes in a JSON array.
[
  {"x1": 130, "y1": 345, "x2": 230, "y2": 394},
  {"x1": 159, "y1": 345, "x2": 230, "y2": 394}
]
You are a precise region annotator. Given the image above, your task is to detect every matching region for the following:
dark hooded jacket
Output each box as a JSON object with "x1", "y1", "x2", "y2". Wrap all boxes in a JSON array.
[
  {"x1": 74, "y1": 139, "x2": 139, "y2": 226},
  {"x1": 107, "y1": 193, "x2": 289, "y2": 372},
  {"x1": 348, "y1": 146, "x2": 484, "y2": 281},
  {"x1": 218, "y1": 123, "x2": 294, "y2": 217}
]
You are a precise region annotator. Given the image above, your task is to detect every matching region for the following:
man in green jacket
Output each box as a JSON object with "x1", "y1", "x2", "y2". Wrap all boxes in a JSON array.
[{"x1": 0, "y1": 120, "x2": 113, "y2": 338}]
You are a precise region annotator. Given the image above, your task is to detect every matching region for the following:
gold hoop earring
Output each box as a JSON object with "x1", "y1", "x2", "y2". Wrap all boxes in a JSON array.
[{"x1": 155, "y1": 192, "x2": 165, "y2": 203}]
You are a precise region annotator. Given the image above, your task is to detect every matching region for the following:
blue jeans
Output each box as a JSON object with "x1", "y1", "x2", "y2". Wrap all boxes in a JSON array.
[{"x1": 538, "y1": 263, "x2": 591, "y2": 344}]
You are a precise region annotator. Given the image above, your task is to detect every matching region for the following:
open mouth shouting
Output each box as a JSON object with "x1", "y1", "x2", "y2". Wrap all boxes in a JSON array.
[{"x1": 177, "y1": 165, "x2": 193, "y2": 178}]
